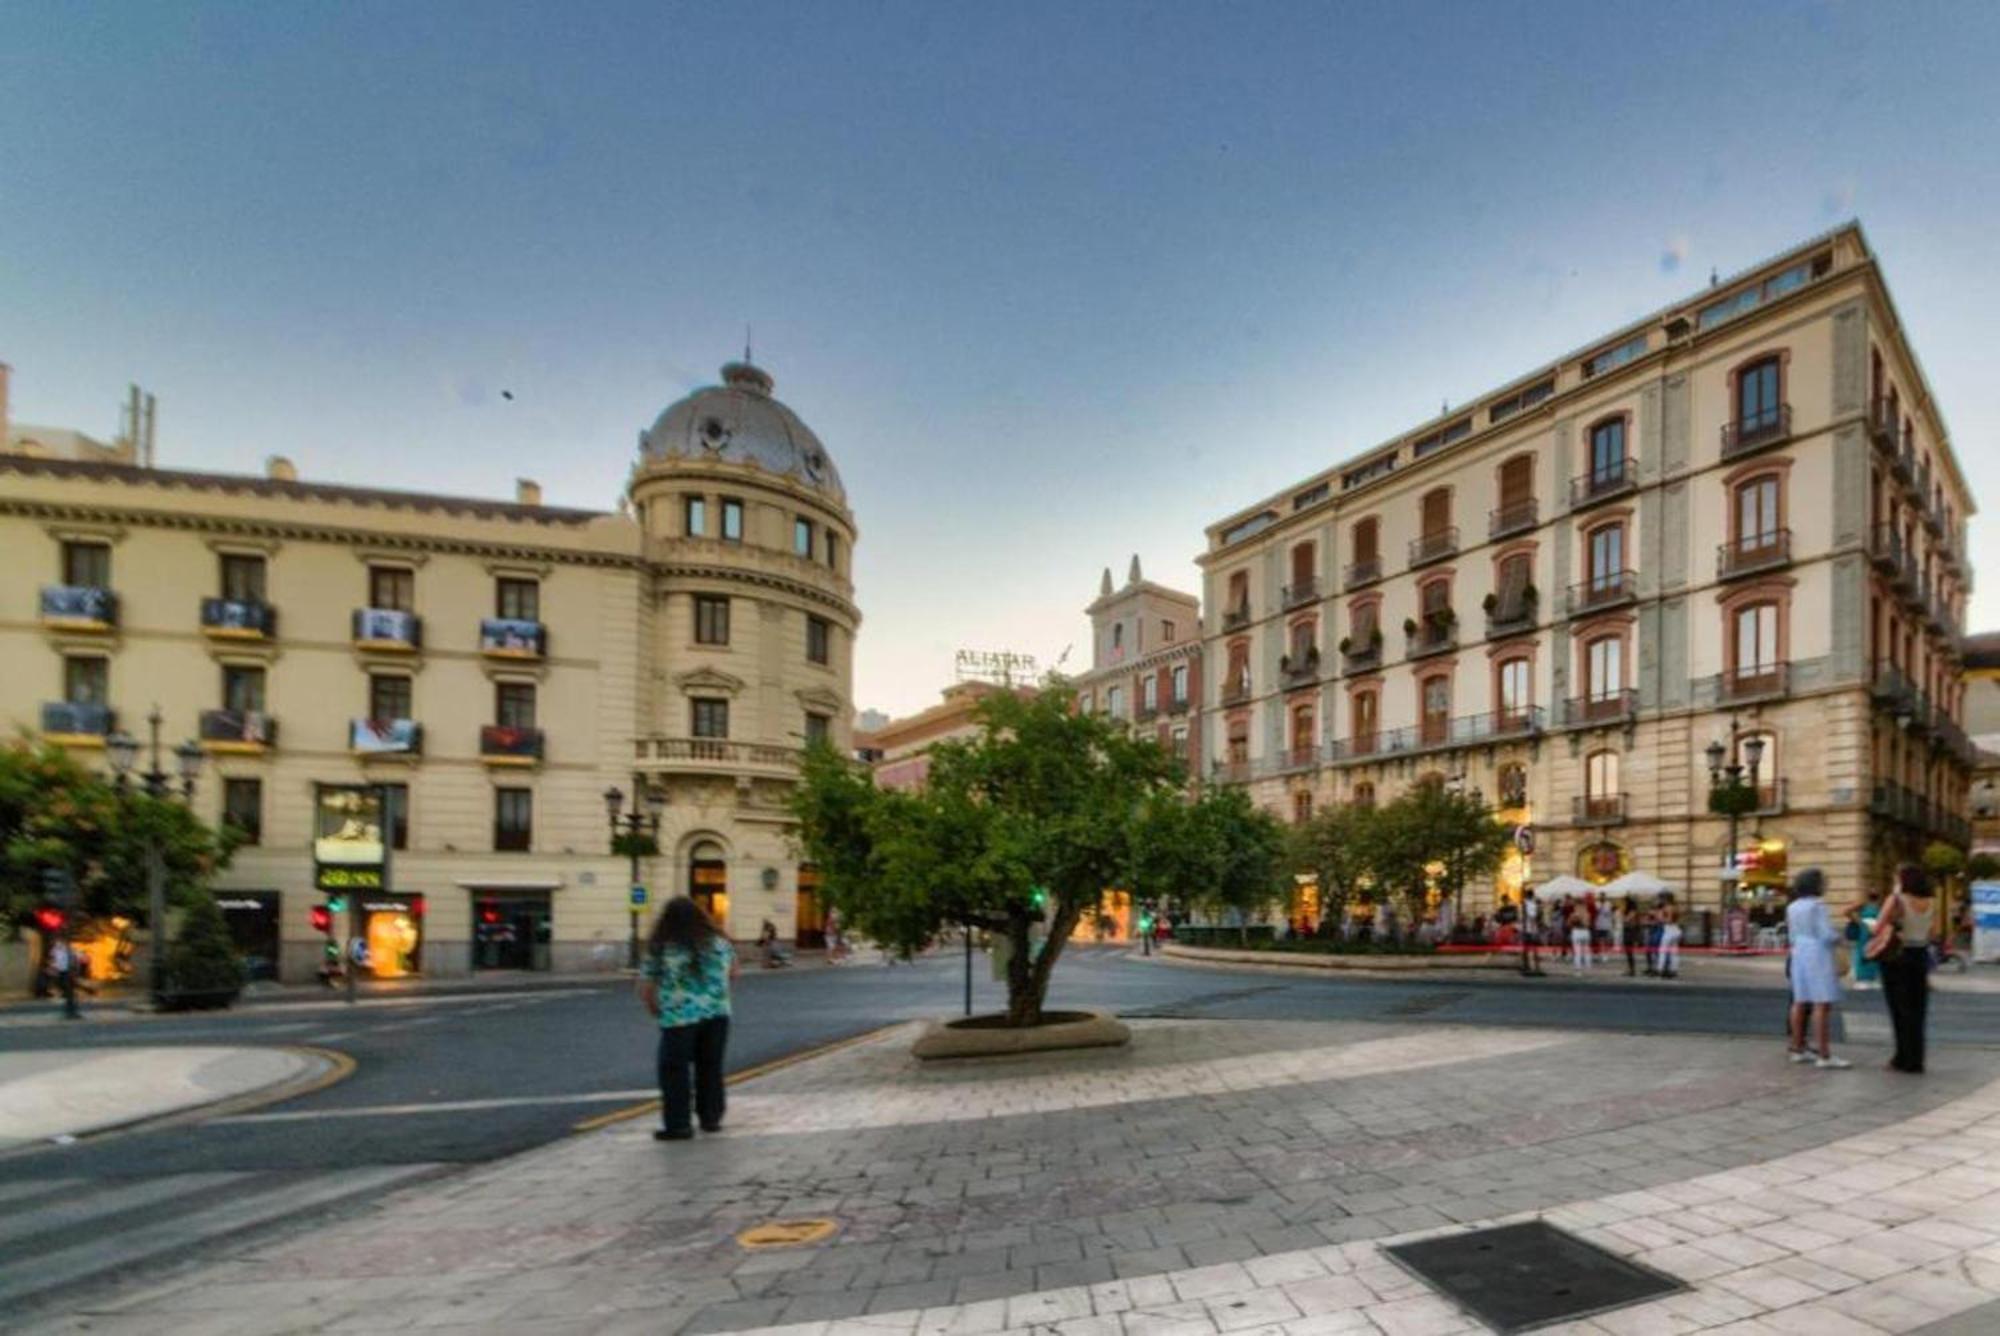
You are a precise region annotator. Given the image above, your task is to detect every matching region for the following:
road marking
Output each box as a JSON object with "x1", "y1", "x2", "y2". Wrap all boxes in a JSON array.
[
  {"x1": 571, "y1": 1023, "x2": 910, "y2": 1133},
  {"x1": 213, "y1": 1089, "x2": 659, "y2": 1123}
]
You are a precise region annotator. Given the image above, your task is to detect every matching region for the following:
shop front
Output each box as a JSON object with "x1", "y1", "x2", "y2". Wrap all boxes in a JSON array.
[
  {"x1": 215, "y1": 891, "x2": 281, "y2": 981},
  {"x1": 472, "y1": 890, "x2": 552, "y2": 971},
  {"x1": 357, "y1": 894, "x2": 424, "y2": 978},
  {"x1": 795, "y1": 866, "x2": 825, "y2": 948}
]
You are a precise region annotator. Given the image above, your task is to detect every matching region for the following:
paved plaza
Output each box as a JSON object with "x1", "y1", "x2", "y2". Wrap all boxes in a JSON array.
[{"x1": 21, "y1": 1013, "x2": 2000, "y2": 1335}]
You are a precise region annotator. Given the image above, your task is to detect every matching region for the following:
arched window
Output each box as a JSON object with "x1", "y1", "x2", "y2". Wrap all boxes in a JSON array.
[
  {"x1": 1225, "y1": 638, "x2": 1251, "y2": 698},
  {"x1": 1349, "y1": 517, "x2": 1381, "y2": 584},
  {"x1": 1732, "y1": 474, "x2": 1782, "y2": 561},
  {"x1": 1226, "y1": 717, "x2": 1249, "y2": 764},
  {"x1": 1586, "y1": 521, "x2": 1626, "y2": 601},
  {"x1": 1737, "y1": 355, "x2": 1783, "y2": 436},
  {"x1": 1585, "y1": 750, "x2": 1621, "y2": 820},
  {"x1": 1496, "y1": 455, "x2": 1535, "y2": 533},
  {"x1": 1583, "y1": 634, "x2": 1625, "y2": 718},
  {"x1": 1498, "y1": 762, "x2": 1528, "y2": 809},
  {"x1": 1589, "y1": 418, "x2": 1628, "y2": 486},
  {"x1": 1420, "y1": 488, "x2": 1451, "y2": 536},
  {"x1": 1351, "y1": 690, "x2": 1379, "y2": 755},
  {"x1": 1732, "y1": 601, "x2": 1782, "y2": 687},
  {"x1": 1111, "y1": 622, "x2": 1123, "y2": 651},
  {"x1": 1288, "y1": 616, "x2": 1317, "y2": 664},
  {"x1": 1492, "y1": 552, "x2": 1533, "y2": 626},
  {"x1": 1352, "y1": 780, "x2": 1376, "y2": 810},
  {"x1": 1292, "y1": 791, "x2": 1314, "y2": 825},
  {"x1": 1290, "y1": 704, "x2": 1316, "y2": 760},
  {"x1": 1496, "y1": 656, "x2": 1531, "y2": 729},
  {"x1": 1290, "y1": 541, "x2": 1316, "y2": 588},
  {"x1": 1226, "y1": 571, "x2": 1250, "y2": 621}
]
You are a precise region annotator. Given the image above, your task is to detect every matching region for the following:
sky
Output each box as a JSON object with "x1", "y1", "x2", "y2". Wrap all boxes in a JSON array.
[{"x1": 4, "y1": 2, "x2": 1998, "y2": 719}]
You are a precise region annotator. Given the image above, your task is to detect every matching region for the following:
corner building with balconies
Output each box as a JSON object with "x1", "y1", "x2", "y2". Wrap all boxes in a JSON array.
[
  {"x1": 1199, "y1": 224, "x2": 1975, "y2": 920},
  {"x1": 0, "y1": 358, "x2": 858, "y2": 981}
]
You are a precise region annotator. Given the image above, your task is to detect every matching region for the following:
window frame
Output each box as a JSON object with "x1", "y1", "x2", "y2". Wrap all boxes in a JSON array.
[
  {"x1": 806, "y1": 614, "x2": 831, "y2": 666},
  {"x1": 495, "y1": 681, "x2": 536, "y2": 730},
  {"x1": 222, "y1": 664, "x2": 266, "y2": 714},
  {"x1": 493, "y1": 788, "x2": 533, "y2": 853},
  {"x1": 495, "y1": 578, "x2": 540, "y2": 622},
  {"x1": 685, "y1": 495, "x2": 707, "y2": 538},
  {"x1": 219, "y1": 553, "x2": 267, "y2": 603},
  {"x1": 63, "y1": 655, "x2": 108, "y2": 705},
  {"x1": 368, "y1": 566, "x2": 415, "y2": 612},
  {"x1": 368, "y1": 673, "x2": 413, "y2": 721},
  {"x1": 694, "y1": 595, "x2": 731, "y2": 646},
  {"x1": 222, "y1": 777, "x2": 263, "y2": 846},
  {"x1": 793, "y1": 517, "x2": 813, "y2": 557},
  {"x1": 691, "y1": 697, "x2": 729, "y2": 739},
  {"x1": 61, "y1": 540, "x2": 111, "y2": 589},
  {"x1": 720, "y1": 497, "x2": 745, "y2": 543}
]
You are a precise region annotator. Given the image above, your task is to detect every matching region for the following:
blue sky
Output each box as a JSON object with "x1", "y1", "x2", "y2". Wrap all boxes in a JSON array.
[{"x1": 4, "y1": 2, "x2": 1997, "y2": 717}]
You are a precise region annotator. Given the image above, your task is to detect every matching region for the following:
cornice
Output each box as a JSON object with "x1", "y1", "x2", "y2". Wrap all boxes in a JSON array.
[{"x1": 653, "y1": 562, "x2": 861, "y2": 624}]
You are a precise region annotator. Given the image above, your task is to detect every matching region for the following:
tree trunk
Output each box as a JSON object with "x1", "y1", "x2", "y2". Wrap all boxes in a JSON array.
[{"x1": 1004, "y1": 910, "x2": 1038, "y2": 1027}]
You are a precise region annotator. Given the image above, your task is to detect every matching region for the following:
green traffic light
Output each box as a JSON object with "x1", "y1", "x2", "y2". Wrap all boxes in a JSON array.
[{"x1": 327, "y1": 896, "x2": 347, "y2": 913}]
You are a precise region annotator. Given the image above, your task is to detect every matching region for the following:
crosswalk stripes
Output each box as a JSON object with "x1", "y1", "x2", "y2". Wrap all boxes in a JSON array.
[{"x1": 0, "y1": 1163, "x2": 442, "y2": 1314}]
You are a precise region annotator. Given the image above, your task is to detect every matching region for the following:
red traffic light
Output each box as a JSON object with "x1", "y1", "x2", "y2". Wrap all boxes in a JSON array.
[
  {"x1": 309, "y1": 905, "x2": 333, "y2": 934},
  {"x1": 32, "y1": 906, "x2": 65, "y2": 935}
]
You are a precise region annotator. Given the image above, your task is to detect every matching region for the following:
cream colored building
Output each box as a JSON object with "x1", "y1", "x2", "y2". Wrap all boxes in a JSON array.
[
  {"x1": 1200, "y1": 224, "x2": 1975, "y2": 926},
  {"x1": 0, "y1": 358, "x2": 859, "y2": 981}
]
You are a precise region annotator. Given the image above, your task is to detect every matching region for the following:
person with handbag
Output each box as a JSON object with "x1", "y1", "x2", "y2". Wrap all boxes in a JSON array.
[
  {"x1": 1871, "y1": 865, "x2": 1937, "y2": 1074},
  {"x1": 1785, "y1": 868, "x2": 1851, "y2": 1069},
  {"x1": 636, "y1": 896, "x2": 738, "y2": 1140}
]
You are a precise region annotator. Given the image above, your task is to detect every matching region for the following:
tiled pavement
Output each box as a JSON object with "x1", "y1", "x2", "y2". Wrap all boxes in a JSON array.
[{"x1": 21, "y1": 1016, "x2": 2000, "y2": 1335}]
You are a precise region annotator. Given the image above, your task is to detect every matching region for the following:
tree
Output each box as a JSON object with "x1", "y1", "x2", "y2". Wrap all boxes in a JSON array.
[
  {"x1": 1365, "y1": 782, "x2": 1511, "y2": 927},
  {"x1": 793, "y1": 687, "x2": 1177, "y2": 1026},
  {"x1": 1968, "y1": 852, "x2": 2000, "y2": 883},
  {"x1": 1290, "y1": 800, "x2": 1383, "y2": 928},
  {"x1": 0, "y1": 741, "x2": 239, "y2": 935},
  {"x1": 165, "y1": 890, "x2": 244, "y2": 1005},
  {"x1": 1131, "y1": 785, "x2": 1288, "y2": 944}
]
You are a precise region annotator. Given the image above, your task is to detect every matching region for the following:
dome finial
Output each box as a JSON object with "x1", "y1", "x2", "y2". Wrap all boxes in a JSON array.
[
  {"x1": 744, "y1": 324, "x2": 753, "y2": 365},
  {"x1": 1128, "y1": 553, "x2": 1142, "y2": 585},
  {"x1": 1099, "y1": 567, "x2": 1113, "y2": 597}
]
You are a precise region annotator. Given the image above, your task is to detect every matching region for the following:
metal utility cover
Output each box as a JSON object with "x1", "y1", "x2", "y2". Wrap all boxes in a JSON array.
[
  {"x1": 1385, "y1": 1220, "x2": 1685, "y2": 1333},
  {"x1": 737, "y1": 1218, "x2": 838, "y2": 1250}
]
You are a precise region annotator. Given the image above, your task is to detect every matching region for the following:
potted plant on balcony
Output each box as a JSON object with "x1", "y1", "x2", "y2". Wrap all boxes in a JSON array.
[
  {"x1": 1368, "y1": 627, "x2": 1383, "y2": 651},
  {"x1": 1403, "y1": 617, "x2": 1419, "y2": 637},
  {"x1": 1338, "y1": 636, "x2": 1352, "y2": 656},
  {"x1": 1482, "y1": 593, "x2": 1499, "y2": 616}
]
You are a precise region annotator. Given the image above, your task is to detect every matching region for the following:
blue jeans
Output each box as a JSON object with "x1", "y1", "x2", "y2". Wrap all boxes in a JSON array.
[{"x1": 658, "y1": 1015, "x2": 729, "y2": 1133}]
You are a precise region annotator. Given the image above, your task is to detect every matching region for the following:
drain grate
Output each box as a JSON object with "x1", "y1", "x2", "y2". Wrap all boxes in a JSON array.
[
  {"x1": 1385, "y1": 989, "x2": 1471, "y2": 1017},
  {"x1": 1385, "y1": 1219, "x2": 1684, "y2": 1333}
]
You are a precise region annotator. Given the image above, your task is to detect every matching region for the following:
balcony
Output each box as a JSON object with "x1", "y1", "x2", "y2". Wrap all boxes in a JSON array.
[
  {"x1": 1340, "y1": 636, "x2": 1383, "y2": 675},
  {"x1": 1570, "y1": 457, "x2": 1637, "y2": 509},
  {"x1": 1923, "y1": 502, "x2": 1945, "y2": 538},
  {"x1": 1220, "y1": 677, "x2": 1253, "y2": 706},
  {"x1": 479, "y1": 724, "x2": 544, "y2": 766},
  {"x1": 1489, "y1": 498, "x2": 1539, "y2": 541},
  {"x1": 1891, "y1": 443, "x2": 1916, "y2": 489},
  {"x1": 201, "y1": 597, "x2": 277, "y2": 640},
  {"x1": 1135, "y1": 704, "x2": 1160, "y2": 723},
  {"x1": 1405, "y1": 616, "x2": 1457, "y2": 660},
  {"x1": 1717, "y1": 530, "x2": 1792, "y2": 581},
  {"x1": 1871, "y1": 663, "x2": 1917, "y2": 709},
  {"x1": 1212, "y1": 758, "x2": 1253, "y2": 785},
  {"x1": 1750, "y1": 778, "x2": 1789, "y2": 816},
  {"x1": 1566, "y1": 570, "x2": 1636, "y2": 617},
  {"x1": 349, "y1": 718, "x2": 422, "y2": 757},
  {"x1": 1343, "y1": 557, "x2": 1383, "y2": 590},
  {"x1": 1408, "y1": 528, "x2": 1459, "y2": 568},
  {"x1": 1713, "y1": 663, "x2": 1790, "y2": 706},
  {"x1": 1484, "y1": 591, "x2": 1537, "y2": 638},
  {"x1": 1573, "y1": 794, "x2": 1628, "y2": 826},
  {"x1": 1278, "y1": 745, "x2": 1320, "y2": 774},
  {"x1": 1221, "y1": 606, "x2": 1253, "y2": 633},
  {"x1": 1720, "y1": 403, "x2": 1791, "y2": 459},
  {"x1": 1564, "y1": 689, "x2": 1637, "y2": 727},
  {"x1": 1868, "y1": 523, "x2": 1904, "y2": 574},
  {"x1": 1280, "y1": 647, "x2": 1322, "y2": 688},
  {"x1": 353, "y1": 608, "x2": 423, "y2": 652},
  {"x1": 1325, "y1": 707, "x2": 1543, "y2": 766},
  {"x1": 480, "y1": 617, "x2": 547, "y2": 660},
  {"x1": 41, "y1": 701, "x2": 114, "y2": 743},
  {"x1": 1282, "y1": 577, "x2": 1320, "y2": 610},
  {"x1": 636, "y1": 737, "x2": 801, "y2": 777},
  {"x1": 199, "y1": 708, "x2": 277, "y2": 753},
  {"x1": 1166, "y1": 694, "x2": 1192, "y2": 716},
  {"x1": 40, "y1": 585, "x2": 118, "y2": 632},
  {"x1": 1869, "y1": 397, "x2": 1900, "y2": 454}
]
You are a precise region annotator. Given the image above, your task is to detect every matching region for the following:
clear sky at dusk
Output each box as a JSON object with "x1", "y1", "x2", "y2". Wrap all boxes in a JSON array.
[{"x1": 5, "y1": 2, "x2": 1997, "y2": 718}]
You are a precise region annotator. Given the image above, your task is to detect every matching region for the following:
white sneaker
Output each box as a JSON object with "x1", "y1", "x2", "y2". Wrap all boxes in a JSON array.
[
  {"x1": 1788, "y1": 1049, "x2": 1815, "y2": 1064},
  {"x1": 1815, "y1": 1055, "x2": 1853, "y2": 1070}
]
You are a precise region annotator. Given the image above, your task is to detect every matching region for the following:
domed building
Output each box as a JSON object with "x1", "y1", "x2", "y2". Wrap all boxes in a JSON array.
[
  {"x1": 0, "y1": 355, "x2": 857, "y2": 984},
  {"x1": 627, "y1": 361, "x2": 860, "y2": 942}
]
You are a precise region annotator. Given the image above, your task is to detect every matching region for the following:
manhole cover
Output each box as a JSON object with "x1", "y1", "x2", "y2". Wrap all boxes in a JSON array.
[
  {"x1": 737, "y1": 1218, "x2": 839, "y2": 1250},
  {"x1": 1385, "y1": 1220, "x2": 1684, "y2": 1333}
]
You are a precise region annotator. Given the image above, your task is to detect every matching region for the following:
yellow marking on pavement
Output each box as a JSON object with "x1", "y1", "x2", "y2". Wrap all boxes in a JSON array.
[
  {"x1": 571, "y1": 1023, "x2": 908, "y2": 1133},
  {"x1": 737, "y1": 1218, "x2": 838, "y2": 1249}
]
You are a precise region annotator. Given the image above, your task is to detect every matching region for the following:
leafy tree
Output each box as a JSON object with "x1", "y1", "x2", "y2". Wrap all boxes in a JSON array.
[
  {"x1": 0, "y1": 741, "x2": 239, "y2": 935},
  {"x1": 165, "y1": 890, "x2": 244, "y2": 1005},
  {"x1": 1132, "y1": 785, "x2": 1288, "y2": 944},
  {"x1": 793, "y1": 687, "x2": 1176, "y2": 1026},
  {"x1": 1290, "y1": 800, "x2": 1383, "y2": 928},
  {"x1": 1968, "y1": 852, "x2": 2000, "y2": 882},
  {"x1": 1363, "y1": 781, "x2": 1511, "y2": 927}
]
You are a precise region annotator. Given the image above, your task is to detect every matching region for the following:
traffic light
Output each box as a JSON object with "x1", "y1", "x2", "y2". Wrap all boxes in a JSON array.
[
  {"x1": 479, "y1": 901, "x2": 501, "y2": 926},
  {"x1": 1138, "y1": 912, "x2": 1154, "y2": 934},
  {"x1": 32, "y1": 906, "x2": 65, "y2": 935},
  {"x1": 325, "y1": 895, "x2": 347, "y2": 914},
  {"x1": 1030, "y1": 887, "x2": 1048, "y2": 909},
  {"x1": 309, "y1": 904, "x2": 333, "y2": 934}
]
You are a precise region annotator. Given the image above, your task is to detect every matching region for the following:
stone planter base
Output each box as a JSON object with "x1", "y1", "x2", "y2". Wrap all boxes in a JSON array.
[{"x1": 911, "y1": 1008, "x2": 1131, "y2": 1060}]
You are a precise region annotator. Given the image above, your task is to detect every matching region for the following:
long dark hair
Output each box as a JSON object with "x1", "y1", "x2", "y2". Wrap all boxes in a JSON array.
[
  {"x1": 648, "y1": 896, "x2": 721, "y2": 960},
  {"x1": 1897, "y1": 865, "x2": 1933, "y2": 899}
]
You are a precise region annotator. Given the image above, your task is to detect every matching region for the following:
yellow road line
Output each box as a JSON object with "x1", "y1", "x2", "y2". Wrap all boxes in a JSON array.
[{"x1": 571, "y1": 1022, "x2": 907, "y2": 1133}]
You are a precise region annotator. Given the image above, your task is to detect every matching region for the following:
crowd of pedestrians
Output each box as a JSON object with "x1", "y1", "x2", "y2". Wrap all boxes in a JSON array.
[{"x1": 1500, "y1": 889, "x2": 1684, "y2": 978}]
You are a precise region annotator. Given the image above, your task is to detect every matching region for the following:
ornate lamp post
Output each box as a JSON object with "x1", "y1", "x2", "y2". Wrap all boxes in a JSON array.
[
  {"x1": 1705, "y1": 725, "x2": 1765, "y2": 942},
  {"x1": 104, "y1": 706, "x2": 204, "y2": 1009},
  {"x1": 605, "y1": 779, "x2": 665, "y2": 970}
]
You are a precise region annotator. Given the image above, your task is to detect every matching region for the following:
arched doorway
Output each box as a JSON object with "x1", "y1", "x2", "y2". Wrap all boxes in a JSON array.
[
  {"x1": 688, "y1": 840, "x2": 729, "y2": 926},
  {"x1": 796, "y1": 865, "x2": 825, "y2": 948}
]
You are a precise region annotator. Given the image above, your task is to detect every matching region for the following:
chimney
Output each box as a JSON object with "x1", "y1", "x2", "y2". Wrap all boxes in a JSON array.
[
  {"x1": 265, "y1": 455, "x2": 297, "y2": 481},
  {"x1": 142, "y1": 392, "x2": 157, "y2": 467},
  {"x1": 0, "y1": 362, "x2": 10, "y2": 449},
  {"x1": 516, "y1": 478, "x2": 542, "y2": 506},
  {"x1": 125, "y1": 385, "x2": 141, "y2": 453}
]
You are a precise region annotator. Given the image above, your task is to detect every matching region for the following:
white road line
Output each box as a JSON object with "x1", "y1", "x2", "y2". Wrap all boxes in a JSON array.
[{"x1": 212, "y1": 1089, "x2": 658, "y2": 1123}]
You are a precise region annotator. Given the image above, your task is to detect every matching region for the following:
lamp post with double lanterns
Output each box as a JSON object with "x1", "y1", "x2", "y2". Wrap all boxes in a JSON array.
[
  {"x1": 104, "y1": 706, "x2": 204, "y2": 1009},
  {"x1": 605, "y1": 779, "x2": 665, "y2": 970},
  {"x1": 1705, "y1": 724, "x2": 1765, "y2": 948}
]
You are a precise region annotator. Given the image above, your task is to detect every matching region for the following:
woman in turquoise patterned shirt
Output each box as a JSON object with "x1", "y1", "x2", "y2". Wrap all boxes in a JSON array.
[{"x1": 637, "y1": 897, "x2": 737, "y2": 1141}]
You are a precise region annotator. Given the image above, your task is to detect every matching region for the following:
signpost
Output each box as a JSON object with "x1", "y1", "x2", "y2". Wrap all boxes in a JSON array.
[{"x1": 1972, "y1": 881, "x2": 2000, "y2": 964}]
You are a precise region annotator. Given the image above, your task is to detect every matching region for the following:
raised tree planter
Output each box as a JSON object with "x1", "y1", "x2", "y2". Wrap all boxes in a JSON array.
[
  {"x1": 1162, "y1": 943, "x2": 1507, "y2": 971},
  {"x1": 911, "y1": 1008, "x2": 1132, "y2": 1060}
]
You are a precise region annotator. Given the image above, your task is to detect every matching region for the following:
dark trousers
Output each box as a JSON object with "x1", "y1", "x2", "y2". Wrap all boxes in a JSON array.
[
  {"x1": 1623, "y1": 929, "x2": 1642, "y2": 975},
  {"x1": 1880, "y1": 947, "x2": 1929, "y2": 1073},
  {"x1": 658, "y1": 1016, "x2": 729, "y2": 1133}
]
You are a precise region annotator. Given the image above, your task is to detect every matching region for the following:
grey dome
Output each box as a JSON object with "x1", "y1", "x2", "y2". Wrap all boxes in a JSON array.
[{"x1": 640, "y1": 362, "x2": 844, "y2": 502}]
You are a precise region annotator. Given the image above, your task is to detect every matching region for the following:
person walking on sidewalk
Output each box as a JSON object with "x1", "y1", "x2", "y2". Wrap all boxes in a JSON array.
[
  {"x1": 1569, "y1": 902, "x2": 1592, "y2": 974},
  {"x1": 1618, "y1": 895, "x2": 1643, "y2": 976},
  {"x1": 637, "y1": 896, "x2": 737, "y2": 1141},
  {"x1": 1518, "y1": 889, "x2": 1545, "y2": 976},
  {"x1": 1786, "y1": 868, "x2": 1851, "y2": 1069},
  {"x1": 1655, "y1": 894, "x2": 1683, "y2": 979},
  {"x1": 1876, "y1": 865, "x2": 1938, "y2": 1075}
]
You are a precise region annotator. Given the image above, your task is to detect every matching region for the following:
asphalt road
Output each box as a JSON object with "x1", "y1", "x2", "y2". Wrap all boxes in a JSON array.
[{"x1": 5, "y1": 947, "x2": 2000, "y2": 1313}]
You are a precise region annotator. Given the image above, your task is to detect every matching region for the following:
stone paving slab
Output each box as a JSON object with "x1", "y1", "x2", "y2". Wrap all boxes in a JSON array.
[{"x1": 17, "y1": 1017, "x2": 2000, "y2": 1335}]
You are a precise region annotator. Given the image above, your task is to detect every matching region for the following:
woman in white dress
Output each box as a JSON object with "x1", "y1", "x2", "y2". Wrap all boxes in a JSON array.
[{"x1": 1785, "y1": 868, "x2": 1851, "y2": 1070}]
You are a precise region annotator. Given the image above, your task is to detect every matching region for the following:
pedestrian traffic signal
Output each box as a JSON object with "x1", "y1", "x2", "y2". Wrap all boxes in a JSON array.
[
  {"x1": 1030, "y1": 887, "x2": 1048, "y2": 909},
  {"x1": 1138, "y1": 913, "x2": 1154, "y2": 934},
  {"x1": 309, "y1": 904, "x2": 334, "y2": 934},
  {"x1": 326, "y1": 896, "x2": 347, "y2": 914},
  {"x1": 32, "y1": 906, "x2": 65, "y2": 935}
]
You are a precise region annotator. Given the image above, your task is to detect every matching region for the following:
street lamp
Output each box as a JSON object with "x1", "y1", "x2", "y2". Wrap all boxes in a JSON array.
[
  {"x1": 606, "y1": 778, "x2": 664, "y2": 970},
  {"x1": 104, "y1": 706, "x2": 204, "y2": 1008},
  {"x1": 1706, "y1": 724, "x2": 1765, "y2": 945}
]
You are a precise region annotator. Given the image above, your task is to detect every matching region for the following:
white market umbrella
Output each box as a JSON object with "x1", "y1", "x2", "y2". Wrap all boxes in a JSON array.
[
  {"x1": 1605, "y1": 872, "x2": 1674, "y2": 898},
  {"x1": 1533, "y1": 875, "x2": 1595, "y2": 900}
]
